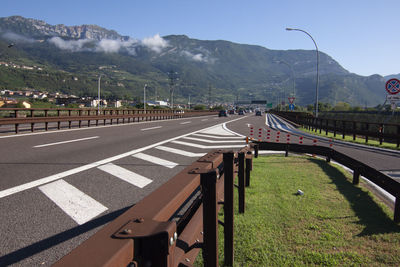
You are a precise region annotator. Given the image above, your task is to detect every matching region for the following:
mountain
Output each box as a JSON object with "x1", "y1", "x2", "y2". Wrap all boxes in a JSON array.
[{"x1": 0, "y1": 16, "x2": 389, "y2": 107}]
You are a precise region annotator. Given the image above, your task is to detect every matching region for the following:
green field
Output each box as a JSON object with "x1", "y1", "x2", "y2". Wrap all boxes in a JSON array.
[{"x1": 195, "y1": 155, "x2": 400, "y2": 266}]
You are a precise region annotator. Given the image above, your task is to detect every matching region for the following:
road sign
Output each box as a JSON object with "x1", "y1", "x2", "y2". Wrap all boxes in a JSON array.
[
  {"x1": 385, "y1": 78, "x2": 400, "y2": 95},
  {"x1": 289, "y1": 104, "x2": 295, "y2": 111},
  {"x1": 288, "y1": 97, "x2": 295, "y2": 104},
  {"x1": 387, "y1": 94, "x2": 400, "y2": 102}
]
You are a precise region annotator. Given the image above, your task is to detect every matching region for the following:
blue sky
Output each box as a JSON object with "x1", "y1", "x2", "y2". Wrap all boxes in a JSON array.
[{"x1": 1, "y1": 0, "x2": 399, "y2": 76}]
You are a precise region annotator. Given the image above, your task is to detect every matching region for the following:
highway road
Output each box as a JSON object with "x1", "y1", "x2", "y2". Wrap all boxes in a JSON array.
[{"x1": 0, "y1": 112, "x2": 399, "y2": 266}]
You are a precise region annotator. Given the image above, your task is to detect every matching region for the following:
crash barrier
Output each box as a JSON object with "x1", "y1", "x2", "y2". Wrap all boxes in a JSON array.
[
  {"x1": 252, "y1": 141, "x2": 400, "y2": 222},
  {"x1": 271, "y1": 111, "x2": 400, "y2": 147},
  {"x1": 54, "y1": 146, "x2": 253, "y2": 267},
  {"x1": 0, "y1": 108, "x2": 218, "y2": 134}
]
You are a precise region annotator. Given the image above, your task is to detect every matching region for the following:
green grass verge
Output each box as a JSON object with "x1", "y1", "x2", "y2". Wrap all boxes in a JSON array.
[
  {"x1": 299, "y1": 127, "x2": 400, "y2": 151},
  {"x1": 195, "y1": 155, "x2": 400, "y2": 266}
]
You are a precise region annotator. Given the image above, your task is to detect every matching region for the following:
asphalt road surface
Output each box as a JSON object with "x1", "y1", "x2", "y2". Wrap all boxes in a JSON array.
[{"x1": 0, "y1": 112, "x2": 399, "y2": 266}]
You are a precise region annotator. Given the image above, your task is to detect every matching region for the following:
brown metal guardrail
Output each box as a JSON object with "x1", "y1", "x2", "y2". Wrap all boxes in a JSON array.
[
  {"x1": 272, "y1": 111, "x2": 400, "y2": 147},
  {"x1": 251, "y1": 141, "x2": 400, "y2": 222},
  {"x1": 0, "y1": 108, "x2": 218, "y2": 134},
  {"x1": 54, "y1": 146, "x2": 253, "y2": 267}
]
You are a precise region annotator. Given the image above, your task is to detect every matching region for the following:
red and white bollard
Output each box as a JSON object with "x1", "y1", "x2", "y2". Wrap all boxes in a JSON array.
[
  {"x1": 329, "y1": 139, "x2": 333, "y2": 148},
  {"x1": 313, "y1": 139, "x2": 317, "y2": 146},
  {"x1": 299, "y1": 136, "x2": 303, "y2": 144},
  {"x1": 250, "y1": 126, "x2": 254, "y2": 139},
  {"x1": 258, "y1": 128, "x2": 262, "y2": 141}
]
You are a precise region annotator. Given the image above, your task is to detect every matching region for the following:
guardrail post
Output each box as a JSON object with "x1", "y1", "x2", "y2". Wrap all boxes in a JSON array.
[
  {"x1": 397, "y1": 125, "x2": 400, "y2": 148},
  {"x1": 325, "y1": 119, "x2": 329, "y2": 135},
  {"x1": 223, "y1": 152, "x2": 234, "y2": 267},
  {"x1": 45, "y1": 122, "x2": 49, "y2": 131},
  {"x1": 353, "y1": 122, "x2": 356, "y2": 140},
  {"x1": 15, "y1": 123, "x2": 19, "y2": 134},
  {"x1": 245, "y1": 151, "x2": 252, "y2": 187},
  {"x1": 254, "y1": 144, "x2": 259, "y2": 158},
  {"x1": 365, "y1": 123, "x2": 369, "y2": 143},
  {"x1": 395, "y1": 196, "x2": 400, "y2": 223},
  {"x1": 379, "y1": 123, "x2": 383, "y2": 145},
  {"x1": 342, "y1": 121, "x2": 346, "y2": 139},
  {"x1": 201, "y1": 169, "x2": 218, "y2": 267},
  {"x1": 353, "y1": 168, "x2": 360, "y2": 185},
  {"x1": 238, "y1": 152, "x2": 245, "y2": 214},
  {"x1": 334, "y1": 120, "x2": 337, "y2": 137},
  {"x1": 31, "y1": 123, "x2": 34, "y2": 132}
]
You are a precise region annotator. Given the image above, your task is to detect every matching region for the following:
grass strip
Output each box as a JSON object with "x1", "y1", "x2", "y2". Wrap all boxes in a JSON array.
[
  {"x1": 195, "y1": 155, "x2": 400, "y2": 266},
  {"x1": 299, "y1": 127, "x2": 399, "y2": 151}
]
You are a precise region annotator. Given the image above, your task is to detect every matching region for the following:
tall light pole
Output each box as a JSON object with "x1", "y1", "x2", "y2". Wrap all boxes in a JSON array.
[
  {"x1": 167, "y1": 71, "x2": 178, "y2": 110},
  {"x1": 286, "y1": 27, "x2": 319, "y2": 117},
  {"x1": 143, "y1": 84, "x2": 147, "y2": 114},
  {"x1": 275, "y1": 60, "x2": 295, "y2": 98},
  {"x1": 98, "y1": 74, "x2": 103, "y2": 113}
]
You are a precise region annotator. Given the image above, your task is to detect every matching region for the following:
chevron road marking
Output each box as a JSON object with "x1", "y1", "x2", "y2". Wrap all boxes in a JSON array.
[
  {"x1": 132, "y1": 152, "x2": 178, "y2": 168},
  {"x1": 182, "y1": 136, "x2": 245, "y2": 143},
  {"x1": 97, "y1": 163, "x2": 152, "y2": 188},
  {"x1": 171, "y1": 140, "x2": 246, "y2": 149},
  {"x1": 39, "y1": 179, "x2": 108, "y2": 225},
  {"x1": 191, "y1": 133, "x2": 244, "y2": 139},
  {"x1": 155, "y1": 145, "x2": 206, "y2": 157}
]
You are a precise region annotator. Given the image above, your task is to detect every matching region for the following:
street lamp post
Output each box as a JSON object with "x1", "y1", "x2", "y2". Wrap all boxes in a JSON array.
[
  {"x1": 286, "y1": 27, "x2": 319, "y2": 117},
  {"x1": 143, "y1": 84, "x2": 147, "y2": 114},
  {"x1": 98, "y1": 74, "x2": 102, "y2": 113},
  {"x1": 275, "y1": 60, "x2": 295, "y2": 98}
]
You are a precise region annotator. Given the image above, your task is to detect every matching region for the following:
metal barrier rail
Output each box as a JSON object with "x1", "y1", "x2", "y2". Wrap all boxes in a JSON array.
[
  {"x1": 54, "y1": 146, "x2": 253, "y2": 267},
  {"x1": 0, "y1": 109, "x2": 217, "y2": 134},
  {"x1": 272, "y1": 111, "x2": 400, "y2": 147},
  {"x1": 252, "y1": 141, "x2": 400, "y2": 222}
]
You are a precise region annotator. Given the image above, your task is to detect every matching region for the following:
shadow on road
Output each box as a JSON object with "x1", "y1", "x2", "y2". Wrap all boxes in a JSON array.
[{"x1": 0, "y1": 206, "x2": 132, "y2": 266}]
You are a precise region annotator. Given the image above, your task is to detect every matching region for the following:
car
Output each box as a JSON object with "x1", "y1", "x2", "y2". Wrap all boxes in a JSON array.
[
  {"x1": 238, "y1": 110, "x2": 244, "y2": 115},
  {"x1": 218, "y1": 110, "x2": 228, "y2": 117},
  {"x1": 255, "y1": 110, "x2": 262, "y2": 116},
  {"x1": 228, "y1": 109, "x2": 235, "y2": 115}
]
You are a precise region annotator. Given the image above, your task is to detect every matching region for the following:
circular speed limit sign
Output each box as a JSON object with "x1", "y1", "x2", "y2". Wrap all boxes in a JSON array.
[{"x1": 385, "y1": 78, "x2": 400, "y2": 95}]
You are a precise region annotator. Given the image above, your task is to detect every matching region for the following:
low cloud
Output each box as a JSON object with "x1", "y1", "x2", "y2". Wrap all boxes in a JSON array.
[
  {"x1": 49, "y1": 37, "x2": 93, "y2": 52},
  {"x1": 181, "y1": 50, "x2": 214, "y2": 63},
  {"x1": 48, "y1": 34, "x2": 168, "y2": 54},
  {"x1": 141, "y1": 34, "x2": 169, "y2": 53},
  {"x1": 1, "y1": 32, "x2": 35, "y2": 43}
]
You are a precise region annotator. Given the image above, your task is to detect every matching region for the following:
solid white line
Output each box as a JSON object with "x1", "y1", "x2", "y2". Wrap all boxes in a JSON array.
[
  {"x1": 191, "y1": 133, "x2": 244, "y2": 140},
  {"x1": 132, "y1": 153, "x2": 178, "y2": 168},
  {"x1": 39, "y1": 179, "x2": 108, "y2": 225},
  {"x1": 0, "y1": 115, "x2": 247, "y2": 199},
  {"x1": 180, "y1": 121, "x2": 191, "y2": 125},
  {"x1": 97, "y1": 163, "x2": 152, "y2": 188},
  {"x1": 155, "y1": 146, "x2": 206, "y2": 157},
  {"x1": 155, "y1": 146, "x2": 206, "y2": 158},
  {"x1": 182, "y1": 136, "x2": 245, "y2": 143},
  {"x1": 171, "y1": 140, "x2": 246, "y2": 149},
  {"x1": 33, "y1": 136, "x2": 99, "y2": 148},
  {"x1": 141, "y1": 126, "x2": 162, "y2": 131}
]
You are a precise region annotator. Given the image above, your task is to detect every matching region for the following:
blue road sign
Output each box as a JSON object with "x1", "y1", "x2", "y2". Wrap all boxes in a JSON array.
[{"x1": 289, "y1": 104, "x2": 295, "y2": 111}]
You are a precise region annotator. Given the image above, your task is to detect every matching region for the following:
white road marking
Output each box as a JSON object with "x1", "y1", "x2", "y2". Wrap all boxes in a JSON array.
[
  {"x1": 180, "y1": 121, "x2": 191, "y2": 125},
  {"x1": 182, "y1": 136, "x2": 244, "y2": 143},
  {"x1": 192, "y1": 133, "x2": 244, "y2": 140},
  {"x1": 171, "y1": 140, "x2": 246, "y2": 149},
  {"x1": 132, "y1": 153, "x2": 178, "y2": 168},
  {"x1": 141, "y1": 126, "x2": 162, "y2": 131},
  {"x1": 0, "y1": 116, "x2": 247, "y2": 199},
  {"x1": 33, "y1": 136, "x2": 99, "y2": 148},
  {"x1": 97, "y1": 163, "x2": 152, "y2": 188},
  {"x1": 200, "y1": 124, "x2": 236, "y2": 136},
  {"x1": 201, "y1": 119, "x2": 208, "y2": 121},
  {"x1": 155, "y1": 146, "x2": 206, "y2": 157},
  {"x1": 39, "y1": 179, "x2": 108, "y2": 225}
]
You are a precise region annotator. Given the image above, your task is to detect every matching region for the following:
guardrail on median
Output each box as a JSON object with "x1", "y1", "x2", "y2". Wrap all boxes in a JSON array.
[
  {"x1": 272, "y1": 111, "x2": 400, "y2": 147},
  {"x1": 252, "y1": 141, "x2": 400, "y2": 222},
  {"x1": 54, "y1": 146, "x2": 253, "y2": 267},
  {"x1": 0, "y1": 108, "x2": 218, "y2": 134}
]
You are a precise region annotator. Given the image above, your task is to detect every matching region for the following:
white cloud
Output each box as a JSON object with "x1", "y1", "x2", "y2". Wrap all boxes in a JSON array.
[
  {"x1": 1, "y1": 32, "x2": 35, "y2": 43},
  {"x1": 141, "y1": 34, "x2": 169, "y2": 53},
  {"x1": 49, "y1": 37, "x2": 93, "y2": 52},
  {"x1": 181, "y1": 50, "x2": 213, "y2": 63}
]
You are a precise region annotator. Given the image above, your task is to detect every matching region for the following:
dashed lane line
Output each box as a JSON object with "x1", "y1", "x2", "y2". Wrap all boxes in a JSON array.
[{"x1": 33, "y1": 136, "x2": 99, "y2": 148}]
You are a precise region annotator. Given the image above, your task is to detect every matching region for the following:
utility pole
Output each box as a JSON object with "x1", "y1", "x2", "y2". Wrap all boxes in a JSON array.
[
  {"x1": 208, "y1": 84, "x2": 212, "y2": 108},
  {"x1": 168, "y1": 70, "x2": 178, "y2": 109}
]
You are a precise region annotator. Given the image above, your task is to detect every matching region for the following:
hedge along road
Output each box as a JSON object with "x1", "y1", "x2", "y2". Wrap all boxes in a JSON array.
[{"x1": 0, "y1": 114, "x2": 250, "y2": 267}]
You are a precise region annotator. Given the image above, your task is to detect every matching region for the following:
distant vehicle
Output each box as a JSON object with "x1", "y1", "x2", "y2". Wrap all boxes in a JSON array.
[
  {"x1": 255, "y1": 110, "x2": 262, "y2": 116},
  {"x1": 228, "y1": 109, "x2": 235, "y2": 115},
  {"x1": 219, "y1": 110, "x2": 228, "y2": 117},
  {"x1": 238, "y1": 110, "x2": 244, "y2": 115}
]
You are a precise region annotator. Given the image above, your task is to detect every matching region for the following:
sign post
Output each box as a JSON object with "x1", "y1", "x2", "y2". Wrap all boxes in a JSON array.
[
  {"x1": 288, "y1": 97, "x2": 295, "y2": 111},
  {"x1": 385, "y1": 78, "x2": 400, "y2": 111}
]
